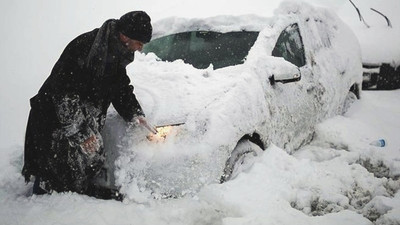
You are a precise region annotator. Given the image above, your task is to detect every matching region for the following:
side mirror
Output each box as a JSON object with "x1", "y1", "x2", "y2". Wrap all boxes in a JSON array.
[{"x1": 269, "y1": 59, "x2": 301, "y2": 85}]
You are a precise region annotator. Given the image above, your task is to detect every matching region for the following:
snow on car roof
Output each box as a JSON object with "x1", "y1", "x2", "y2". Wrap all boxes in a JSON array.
[
  {"x1": 356, "y1": 26, "x2": 400, "y2": 66},
  {"x1": 151, "y1": 14, "x2": 271, "y2": 39}
]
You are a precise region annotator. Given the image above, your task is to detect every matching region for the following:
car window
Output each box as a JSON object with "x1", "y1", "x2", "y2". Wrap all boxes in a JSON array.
[
  {"x1": 143, "y1": 31, "x2": 259, "y2": 69},
  {"x1": 272, "y1": 23, "x2": 306, "y2": 67}
]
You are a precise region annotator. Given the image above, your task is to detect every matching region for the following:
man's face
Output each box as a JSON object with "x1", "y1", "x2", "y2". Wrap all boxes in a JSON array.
[{"x1": 119, "y1": 33, "x2": 144, "y2": 52}]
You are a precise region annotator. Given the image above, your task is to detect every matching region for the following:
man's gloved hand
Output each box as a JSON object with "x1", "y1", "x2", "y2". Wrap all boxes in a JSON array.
[
  {"x1": 80, "y1": 135, "x2": 100, "y2": 155},
  {"x1": 136, "y1": 116, "x2": 157, "y2": 134}
]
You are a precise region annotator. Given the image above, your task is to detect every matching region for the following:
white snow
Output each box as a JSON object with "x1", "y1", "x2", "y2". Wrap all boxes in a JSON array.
[
  {"x1": 335, "y1": 0, "x2": 400, "y2": 66},
  {"x1": 0, "y1": 0, "x2": 399, "y2": 224},
  {"x1": 1, "y1": 90, "x2": 399, "y2": 224}
]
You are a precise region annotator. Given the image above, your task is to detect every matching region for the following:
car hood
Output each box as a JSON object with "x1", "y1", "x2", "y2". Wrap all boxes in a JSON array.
[
  {"x1": 127, "y1": 53, "x2": 250, "y2": 127},
  {"x1": 107, "y1": 52, "x2": 268, "y2": 198}
]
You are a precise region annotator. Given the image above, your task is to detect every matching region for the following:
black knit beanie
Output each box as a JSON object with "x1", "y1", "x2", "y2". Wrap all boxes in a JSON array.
[{"x1": 117, "y1": 11, "x2": 152, "y2": 43}]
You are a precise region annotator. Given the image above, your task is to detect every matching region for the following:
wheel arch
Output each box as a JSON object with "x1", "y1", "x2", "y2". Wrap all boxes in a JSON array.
[
  {"x1": 349, "y1": 82, "x2": 361, "y2": 99},
  {"x1": 238, "y1": 132, "x2": 265, "y2": 150}
]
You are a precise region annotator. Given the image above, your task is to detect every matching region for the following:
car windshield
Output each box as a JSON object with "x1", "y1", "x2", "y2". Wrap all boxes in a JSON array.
[{"x1": 142, "y1": 31, "x2": 259, "y2": 69}]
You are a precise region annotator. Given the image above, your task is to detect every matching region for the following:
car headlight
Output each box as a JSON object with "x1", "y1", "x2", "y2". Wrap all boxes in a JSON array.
[{"x1": 147, "y1": 123, "x2": 183, "y2": 142}]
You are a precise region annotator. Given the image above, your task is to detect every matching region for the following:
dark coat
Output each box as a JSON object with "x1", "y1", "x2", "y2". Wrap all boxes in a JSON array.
[{"x1": 22, "y1": 20, "x2": 144, "y2": 193}]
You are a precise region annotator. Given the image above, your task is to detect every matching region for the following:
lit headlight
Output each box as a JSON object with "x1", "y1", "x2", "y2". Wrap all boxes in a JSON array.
[{"x1": 147, "y1": 124, "x2": 182, "y2": 142}]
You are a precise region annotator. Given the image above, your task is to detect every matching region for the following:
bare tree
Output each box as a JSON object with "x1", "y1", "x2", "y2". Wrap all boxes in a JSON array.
[
  {"x1": 348, "y1": 0, "x2": 370, "y2": 28},
  {"x1": 371, "y1": 8, "x2": 393, "y2": 28}
]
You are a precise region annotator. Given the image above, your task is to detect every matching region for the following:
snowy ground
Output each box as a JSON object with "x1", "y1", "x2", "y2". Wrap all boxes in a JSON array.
[{"x1": 0, "y1": 90, "x2": 399, "y2": 225}]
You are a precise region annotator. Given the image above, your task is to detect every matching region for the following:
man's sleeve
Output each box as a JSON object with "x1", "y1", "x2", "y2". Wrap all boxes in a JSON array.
[{"x1": 111, "y1": 72, "x2": 145, "y2": 122}]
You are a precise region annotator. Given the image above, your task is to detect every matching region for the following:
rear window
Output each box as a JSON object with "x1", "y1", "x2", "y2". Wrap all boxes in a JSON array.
[{"x1": 142, "y1": 31, "x2": 259, "y2": 69}]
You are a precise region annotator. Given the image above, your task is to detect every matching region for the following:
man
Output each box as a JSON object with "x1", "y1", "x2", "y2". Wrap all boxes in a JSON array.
[{"x1": 22, "y1": 11, "x2": 155, "y2": 200}]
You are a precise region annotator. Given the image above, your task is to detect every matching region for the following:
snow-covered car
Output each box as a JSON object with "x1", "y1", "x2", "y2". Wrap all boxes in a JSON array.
[
  {"x1": 99, "y1": 2, "x2": 362, "y2": 199},
  {"x1": 362, "y1": 63, "x2": 399, "y2": 90},
  {"x1": 358, "y1": 11, "x2": 400, "y2": 90}
]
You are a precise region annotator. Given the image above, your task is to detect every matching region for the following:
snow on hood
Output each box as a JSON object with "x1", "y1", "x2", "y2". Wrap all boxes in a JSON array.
[
  {"x1": 120, "y1": 54, "x2": 267, "y2": 198},
  {"x1": 127, "y1": 54, "x2": 245, "y2": 127}
]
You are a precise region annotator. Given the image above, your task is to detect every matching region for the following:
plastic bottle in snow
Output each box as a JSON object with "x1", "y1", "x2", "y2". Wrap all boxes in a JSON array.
[{"x1": 369, "y1": 139, "x2": 386, "y2": 147}]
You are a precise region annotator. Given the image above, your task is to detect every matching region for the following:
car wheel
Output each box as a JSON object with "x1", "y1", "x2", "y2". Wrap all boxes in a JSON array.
[{"x1": 220, "y1": 140, "x2": 263, "y2": 183}]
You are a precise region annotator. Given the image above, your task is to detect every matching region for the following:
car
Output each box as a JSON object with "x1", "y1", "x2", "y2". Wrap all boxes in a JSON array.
[
  {"x1": 358, "y1": 10, "x2": 400, "y2": 91},
  {"x1": 362, "y1": 63, "x2": 399, "y2": 90},
  {"x1": 97, "y1": 2, "x2": 363, "y2": 199}
]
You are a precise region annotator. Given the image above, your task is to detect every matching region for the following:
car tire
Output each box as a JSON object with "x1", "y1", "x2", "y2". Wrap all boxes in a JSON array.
[{"x1": 220, "y1": 139, "x2": 263, "y2": 183}]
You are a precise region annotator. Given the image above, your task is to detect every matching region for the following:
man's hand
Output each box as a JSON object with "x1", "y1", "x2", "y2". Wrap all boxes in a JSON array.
[
  {"x1": 137, "y1": 116, "x2": 157, "y2": 134},
  {"x1": 80, "y1": 135, "x2": 100, "y2": 155}
]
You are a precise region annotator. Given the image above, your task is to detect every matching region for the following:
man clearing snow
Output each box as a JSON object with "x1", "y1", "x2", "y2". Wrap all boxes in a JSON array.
[{"x1": 22, "y1": 11, "x2": 155, "y2": 200}]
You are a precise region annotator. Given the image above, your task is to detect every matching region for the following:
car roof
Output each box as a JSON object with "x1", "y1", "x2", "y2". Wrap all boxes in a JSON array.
[{"x1": 151, "y1": 14, "x2": 271, "y2": 39}]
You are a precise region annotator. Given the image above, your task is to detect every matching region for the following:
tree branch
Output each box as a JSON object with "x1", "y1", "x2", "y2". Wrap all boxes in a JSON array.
[
  {"x1": 371, "y1": 8, "x2": 392, "y2": 28},
  {"x1": 348, "y1": 0, "x2": 370, "y2": 28}
]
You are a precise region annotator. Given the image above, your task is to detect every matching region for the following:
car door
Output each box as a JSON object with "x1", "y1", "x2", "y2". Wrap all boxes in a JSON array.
[{"x1": 264, "y1": 23, "x2": 320, "y2": 152}]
